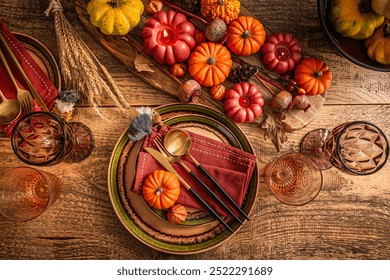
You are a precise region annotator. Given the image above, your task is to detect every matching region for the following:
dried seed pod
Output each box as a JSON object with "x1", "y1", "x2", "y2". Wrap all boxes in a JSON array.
[
  {"x1": 147, "y1": 0, "x2": 163, "y2": 14},
  {"x1": 178, "y1": 79, "x2": 201, "y2": 102},
  {"x1": 205, "y1": 19, "x2": 227, "y2": 42},
  {"x1": 209, "y1": 84, "x2": 226, "y2": 100},
  {"x1": 167, "y1": 204, "x2": 187, "y2": 224},
  {"x1": 194, "y1": 29, "x2": 206, "y2": 45},
  {"x1": 170, "y1": 63, "x2": 187, "y2": 77},
  {"x1": 270, "y1": 90, "x2": 293, "y2": 112},
  {"x1": 290, "y1": 95, "x2": 311, "y2": 111}
]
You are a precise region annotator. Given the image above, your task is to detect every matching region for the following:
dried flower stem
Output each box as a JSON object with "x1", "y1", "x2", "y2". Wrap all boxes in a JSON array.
[
  {"x1": 160, "y1": 0, "x2": 208, "y2": 25},
  {"x1": 255, "y1": 75, "x2": 276, "y2": 96},
  {"x1": 232, "y1": 56, "x2": 285, "y2": 92}
]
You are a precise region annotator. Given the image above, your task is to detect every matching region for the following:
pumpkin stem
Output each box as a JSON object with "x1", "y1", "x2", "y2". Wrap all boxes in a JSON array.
[
  {"x1": 155, "y1": 187, "x2": 163, "y2": 196},
  {"x1": 242, "y1": 30, "x2": 251, "y2": 39},
  {"x1": 218, "y1": 0, "x2": 225, "y2": 5},
  {"x1": 107, "y1": 0, "x2": 119, "y2": 8},
  {"x1": 358, "y1": 0, "x2": 372, "y2": 13},
  {"x1": 384, "y1": 23, "x2": 390, "y2": 38},
  {"x1": 314, "y1": 71, "x2": 323, "y2": 79},
  {"x1": 207, "y1": 57, "x2": 216, "y2": 65}
]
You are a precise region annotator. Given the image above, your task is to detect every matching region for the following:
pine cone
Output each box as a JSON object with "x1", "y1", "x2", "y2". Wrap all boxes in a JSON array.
[
  {"x1": 182, "y1": 0, "x2": 200, "y2": 13},
  {"x1": 229, "y1": 65, "x2": 259, "y2": 83}
]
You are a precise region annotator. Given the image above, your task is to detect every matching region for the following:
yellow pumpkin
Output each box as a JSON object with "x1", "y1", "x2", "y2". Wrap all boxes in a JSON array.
[
  {"x1": 87, "y1": 0, "x2": 144, "y2": 35},
  {"x1": 365, "y1": 20, "x2": 390, "y2": 65},
  {"x1": 330, "y1": 0, "x2": 384, "y2": 40},
  {"x1": 371, "y1": 0, "x2": 390, "y2": 18}
]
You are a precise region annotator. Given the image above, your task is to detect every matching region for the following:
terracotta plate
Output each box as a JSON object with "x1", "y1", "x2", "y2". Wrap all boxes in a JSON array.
[{"x1": 108, "y1": 103, "x2": 259, "y2": 254}]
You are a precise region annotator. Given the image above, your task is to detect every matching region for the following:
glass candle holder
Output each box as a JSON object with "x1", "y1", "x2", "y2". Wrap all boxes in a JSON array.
[
  {"x1": 0, "y1": 167, "x2": 61, "y2": 222},
  {"x1": 11, "y1": 112, "x2": 94, "y2": 166}
]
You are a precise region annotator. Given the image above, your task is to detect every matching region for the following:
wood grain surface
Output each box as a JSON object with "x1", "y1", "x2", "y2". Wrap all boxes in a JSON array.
[{"x1": 0, "y1": 0, "x2": 389, "y2": 260}]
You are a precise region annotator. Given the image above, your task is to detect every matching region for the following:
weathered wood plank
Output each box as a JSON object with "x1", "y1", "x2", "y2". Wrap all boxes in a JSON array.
[{"x1": 1, "y1": 0, "x2": 390, "y2": 260}]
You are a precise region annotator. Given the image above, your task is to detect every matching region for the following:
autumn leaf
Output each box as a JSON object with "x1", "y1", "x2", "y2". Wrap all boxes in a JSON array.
[
  {"x1": 134, "y1": 52, "x2": 155, "y2": 73},
  {"x1": 261, "y1": 107, "x2": 292, "y2": 152}
]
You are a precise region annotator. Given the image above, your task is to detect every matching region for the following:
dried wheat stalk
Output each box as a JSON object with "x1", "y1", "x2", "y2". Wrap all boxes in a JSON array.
[{"x1": 45, "y1": 0, "x2": 130, "y2": 117}]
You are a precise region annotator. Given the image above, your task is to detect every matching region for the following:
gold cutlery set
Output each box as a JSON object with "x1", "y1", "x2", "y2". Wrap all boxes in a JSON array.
[
  {"x1": 0, "y1": 31, "x2": 48, "y2": 124},
  {"x1": 146, "y1": 128, "x2": 250, "y2": 233}
]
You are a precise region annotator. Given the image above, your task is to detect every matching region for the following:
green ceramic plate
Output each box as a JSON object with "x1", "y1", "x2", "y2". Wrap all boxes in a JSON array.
[{"x1": 108, "y1": 103, "x2": 259, "y2": 254}]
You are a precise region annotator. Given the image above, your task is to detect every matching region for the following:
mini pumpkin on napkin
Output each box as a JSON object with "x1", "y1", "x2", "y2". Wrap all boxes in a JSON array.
[
  {"x1": 0, "y1": 20, "x2": 58, "y2": 136},
  {"x1": 131, "y1": 125, "x2": 257, "y2": 217}
]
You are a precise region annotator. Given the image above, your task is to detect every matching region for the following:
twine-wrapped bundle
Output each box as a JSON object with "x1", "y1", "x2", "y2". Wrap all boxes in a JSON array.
[{"x1": 44, "y1": 0, "x2": 130, "y2": 117}]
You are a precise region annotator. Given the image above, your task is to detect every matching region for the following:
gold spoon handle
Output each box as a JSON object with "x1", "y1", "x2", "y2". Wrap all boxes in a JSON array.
[
  {"x1": 0, "y1": 89, "x2": 6, "y2": 100},
  {"x1": 0, "y1": 32, "x2": 49, "y2": 112}
]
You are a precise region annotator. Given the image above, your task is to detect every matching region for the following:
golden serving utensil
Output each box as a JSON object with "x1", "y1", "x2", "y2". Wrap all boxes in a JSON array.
[
  {"x1": 0, "y1": 48, "x2": 32, "y2": 115},
  {"x1": 0, "y1": 32, "x2": 48, "y2": 112},
  {"x1": 164, "y1": 129, "x2": 250, "y2": 220},
  {"x1": 0, "y1": 89, "x2": 21, "y2": 124},
  {"x1": 144, "y1": 146, "x2": 234, "y2": 233},
  {"x1": 154, "y1": 135, "x2": 243, "y2": 225}
]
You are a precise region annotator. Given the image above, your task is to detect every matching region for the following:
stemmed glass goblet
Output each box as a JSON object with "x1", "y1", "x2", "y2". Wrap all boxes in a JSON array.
[
  {"x1": 265, "y1": 152, "x2": 323, "y2": 206},
  {"x1": 11, "y1": 112, "x2": 94, "y2": 166},
  {"x1": 301, "y1": 121, "x2": 389, "y2": 175}
]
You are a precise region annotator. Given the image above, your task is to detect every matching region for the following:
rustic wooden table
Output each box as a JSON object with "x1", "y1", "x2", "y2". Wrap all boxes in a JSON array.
[{"x1": 0, "y1": 0, "x2": 389, "y2": 260}]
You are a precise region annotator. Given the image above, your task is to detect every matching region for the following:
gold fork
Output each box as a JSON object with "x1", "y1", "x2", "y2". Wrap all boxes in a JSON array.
[
  {"x1": 153, "y1": 135, "x2": 243, "y2": 224},
  {"x1": 0, "y1": 49, "x2": 33, "y2": 115}
]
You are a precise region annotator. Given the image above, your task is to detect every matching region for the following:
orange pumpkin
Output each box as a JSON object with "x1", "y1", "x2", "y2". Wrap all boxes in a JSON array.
[
  {"x1": 226, "y1": 16, "x2": 266, "y2": 56},
  {"x1": 294, "y1": 58, "x2": 332, "y2": 96},
  {"x1": 142, "y1": 170, "x2": 180, "y2": 210},
  {"x1": 188, "y1": 42, "x2": 232, "y2": 87},
  {"x1": 200, "y1": 0, "x2": 240, "y2": 24}
]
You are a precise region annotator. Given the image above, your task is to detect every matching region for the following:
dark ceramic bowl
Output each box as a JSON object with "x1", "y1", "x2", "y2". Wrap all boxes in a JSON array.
[{"x1": 317, "y1": 0, "x2": 390, "y2": 72}]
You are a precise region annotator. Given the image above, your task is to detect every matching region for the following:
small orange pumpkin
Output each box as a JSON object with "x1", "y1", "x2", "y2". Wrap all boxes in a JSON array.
[
  {"x1": 200, "y1": 0, "x2": 240, "y2": 24},
  {"x1": 188, "y1": 42, "x2": 232, "y2": 87},
  {"x1": 294, "y1": 58, "x2": 332, "y2": 96},
  {"x1": 226, "y1": 16, "x2": 266, "y2": 56},
  {"x1": 142, "y1": 170, "x2": 180, "y2": 210}
]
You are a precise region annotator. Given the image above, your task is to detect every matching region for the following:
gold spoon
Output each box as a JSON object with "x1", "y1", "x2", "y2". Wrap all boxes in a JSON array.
[
  {"x1": 0, "y1": 89, "x2": 21, "y2": 124},
  {"x1": 164, "y1": 128, "x2": 250, "y2": 220}
]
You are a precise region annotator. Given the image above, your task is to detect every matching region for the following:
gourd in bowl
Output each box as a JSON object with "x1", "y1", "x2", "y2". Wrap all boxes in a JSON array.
[
  {"x1": 365, "y1": 20, "x2": 390, "y2": 65},
  {"x1": 329, "y1": 0, "x2": 384, "y2": 40}
]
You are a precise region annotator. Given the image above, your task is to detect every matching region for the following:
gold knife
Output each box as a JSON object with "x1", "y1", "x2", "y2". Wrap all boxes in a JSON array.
[
  {"x1": 0, "y1": 31, "x2": 49, "y2": 112},
  {"x1": 144, "y1": 147, "x2": 233, "y2": 232}
]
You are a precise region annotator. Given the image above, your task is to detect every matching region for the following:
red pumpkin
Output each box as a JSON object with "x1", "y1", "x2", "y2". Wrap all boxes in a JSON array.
[
  {"x1": 294, "y1": 58, "x2": 332, "y2": 96},
  {"x1": 224, "y1": 82, "x2": 264, "y2": 123},
  {"x1": 261, "y1": 32, "x2": 302, "y2": 75},
  {"x1": 142, "y1": 10, "x2": 196, "y2": 65}
]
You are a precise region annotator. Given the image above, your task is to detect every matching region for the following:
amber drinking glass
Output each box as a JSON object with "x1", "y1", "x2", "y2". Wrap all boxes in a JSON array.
[
  {"x1": 265, "y1": 152, "x2": 323, "y2": 206},
  {"x1": 0, "y1": 167, "x2": 61, "y2": 222},
  {"x1": 11, "y1": 112, "x2": 94, "y2": 166},
  {"x1": 301, "y1": 121, "x2": 389, "y2": 175}
]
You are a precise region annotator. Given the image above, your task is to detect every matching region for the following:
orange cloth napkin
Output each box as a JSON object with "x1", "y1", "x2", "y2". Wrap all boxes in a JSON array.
[
  {"x1": 132, "y1": 125, "x2": 257, "y2": 217},
  {"x1": 0, "y1": 20, "x2": 58, "y2": 136}
]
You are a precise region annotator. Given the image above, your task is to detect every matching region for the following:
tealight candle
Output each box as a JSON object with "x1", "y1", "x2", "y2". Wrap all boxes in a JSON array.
[
  {"x1": 142, "y1": 10, "x2": 196, "y2": 65},
  {"x1": 262, "y1": 32, "x2": 302, "y2": 75},
  {"x1": 274, "y1": 44, "x2": 291, "y2": 61}
]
